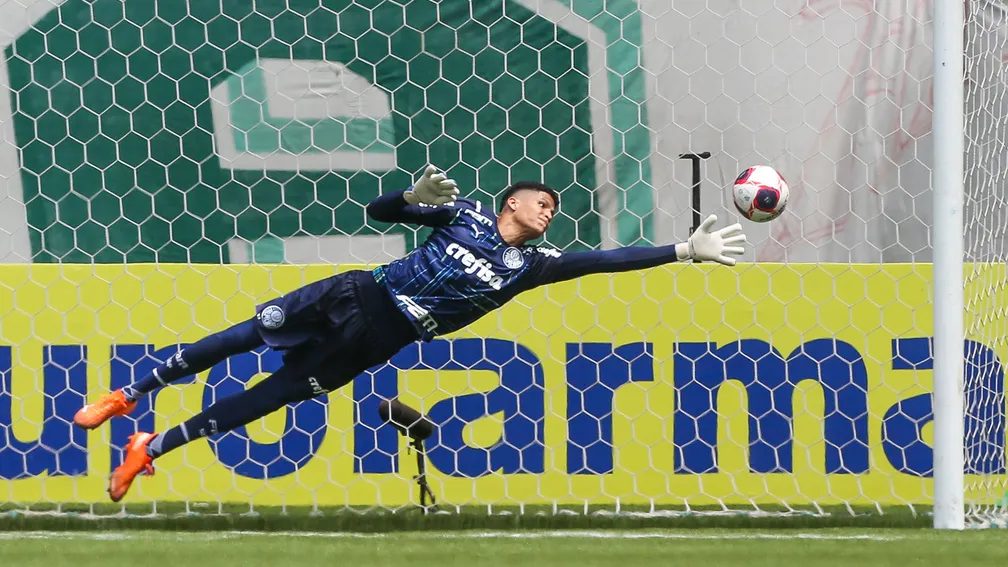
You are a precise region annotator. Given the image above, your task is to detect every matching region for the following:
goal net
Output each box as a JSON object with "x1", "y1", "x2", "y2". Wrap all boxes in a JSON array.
[
  {"x1": 965, "y1": 0, "x2": 1008, "y2": 528},
  {"x1": 0, "y1": 0, "x2": 1003, "y2": 524}
]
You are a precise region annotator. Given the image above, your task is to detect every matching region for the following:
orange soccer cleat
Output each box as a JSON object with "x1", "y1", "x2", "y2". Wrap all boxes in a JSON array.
[
  {"x1": 73, "y1": 390, "x2": 137, "y2": 430},
  {"x1": 108, "y1": 432, "x2": 157, "y2": 502}
]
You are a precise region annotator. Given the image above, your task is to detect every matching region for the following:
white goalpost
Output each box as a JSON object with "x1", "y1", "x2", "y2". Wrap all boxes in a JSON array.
[{"x1": 932, "y1": 0, "x2": 966, "y2": 531}]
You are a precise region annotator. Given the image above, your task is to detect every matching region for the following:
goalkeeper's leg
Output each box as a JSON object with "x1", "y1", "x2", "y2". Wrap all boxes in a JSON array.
[
  {"x1": 108, "y1": 349, "x2": 336, "y2": 502},
  {"x1": 74, "y1": 319, "x2": 264, "y2": 430}
]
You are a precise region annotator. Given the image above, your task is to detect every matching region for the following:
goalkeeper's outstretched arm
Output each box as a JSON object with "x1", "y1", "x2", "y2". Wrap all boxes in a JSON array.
[{"x1": 541, "y1": 214, "x2": 747, "y2": 284}]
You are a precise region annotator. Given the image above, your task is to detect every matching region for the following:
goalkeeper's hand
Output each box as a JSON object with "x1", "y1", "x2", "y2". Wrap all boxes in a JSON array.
[
  {"x1": 404, "y1": 165, "x2": 459, "y2": 206},
  {"x1": 675, "y1": 214, "x2": 747, "y2": 266}
]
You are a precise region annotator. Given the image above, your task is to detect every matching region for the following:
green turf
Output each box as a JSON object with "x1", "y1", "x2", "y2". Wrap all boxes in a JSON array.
[
  {"x1": 0, "y1": 529, "x2": 1004, "y2": 566},
  {"x1": 0, "y1": 503, "x2": 932, "y2": 531}
]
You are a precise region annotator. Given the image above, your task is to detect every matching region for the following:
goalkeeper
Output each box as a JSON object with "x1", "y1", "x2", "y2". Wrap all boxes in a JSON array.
[{"x1": 74, "y1": 165, "x2": 747, "y2": 501}]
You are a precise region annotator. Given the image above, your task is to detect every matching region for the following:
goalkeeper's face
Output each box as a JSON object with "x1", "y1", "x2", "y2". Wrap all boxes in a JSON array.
[{"x1": 509, "y1": 189, "x2": 557, "y2": 238}]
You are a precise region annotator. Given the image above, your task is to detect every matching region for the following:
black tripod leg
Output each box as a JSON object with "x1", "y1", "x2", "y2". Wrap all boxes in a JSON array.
[{"x1": 413, "y1": 439, "x2": 436, "y2": 512}]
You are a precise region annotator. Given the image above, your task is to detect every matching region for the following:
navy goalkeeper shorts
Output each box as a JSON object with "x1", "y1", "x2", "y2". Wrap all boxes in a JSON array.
[{"x1": 252, "y1": 269, "x2": 418, "y2": 390}]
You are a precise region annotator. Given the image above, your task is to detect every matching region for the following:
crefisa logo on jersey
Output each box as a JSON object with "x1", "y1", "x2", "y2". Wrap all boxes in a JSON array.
[
  {"x1": 258, "y1": 305, "x2": 285, "y2": 329},
  {"x1": 446, "y1": 242, "x2": 504, "y2": 290},
  {"x1": 502, "y1": 247, "x2": 524, "y2": 269}
]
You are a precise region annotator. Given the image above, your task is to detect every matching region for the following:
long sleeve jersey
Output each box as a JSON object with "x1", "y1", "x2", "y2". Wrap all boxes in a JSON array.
[{"x1": 367, "y1": 190, "x2": 683, "y2": 340}]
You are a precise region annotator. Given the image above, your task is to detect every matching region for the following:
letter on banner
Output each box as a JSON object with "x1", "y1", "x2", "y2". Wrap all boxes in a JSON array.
[
  {"x1": 0, "y1": 345, "x2": 87, "y2": 478},
  {"x1": 673, "y1": 339, "x2": 868, "y2": 474},
  {"x1": 566, "y1": 342, "x2": 654, "y2": 474},
  {"x1": 353, "y1": 339, "x2": 544, "y2": 477}
]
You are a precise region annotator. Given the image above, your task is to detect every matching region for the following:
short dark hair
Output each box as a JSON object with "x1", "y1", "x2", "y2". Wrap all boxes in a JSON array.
[{"x1": 498, "y1": 181, "x2": 560, "y2": 212}]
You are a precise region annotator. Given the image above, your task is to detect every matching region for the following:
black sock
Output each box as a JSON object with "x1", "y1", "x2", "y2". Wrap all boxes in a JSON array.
[
  {"x1": 124, "y1": 319, "x2": 263, "y2": 401},
  {"x1": 146, "y1": 427, "x2": 187, "y2": 458},
  {"x1": 145, "y1": 360, "x2": 316, "y2": 458}
]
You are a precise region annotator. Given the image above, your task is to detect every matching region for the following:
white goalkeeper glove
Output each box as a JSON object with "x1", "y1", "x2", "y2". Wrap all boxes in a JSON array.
[
  {"x1": 675, "y1": 214, "x2": 747, "y2": 266},
  {"x1": 404, "y1": 165, "x2": 459, "y2": 206}
]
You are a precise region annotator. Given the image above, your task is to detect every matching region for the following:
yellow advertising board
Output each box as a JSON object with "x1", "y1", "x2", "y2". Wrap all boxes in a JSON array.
[{"x1": 0, "y1": 263, "x2": 1003, "y2": 507}]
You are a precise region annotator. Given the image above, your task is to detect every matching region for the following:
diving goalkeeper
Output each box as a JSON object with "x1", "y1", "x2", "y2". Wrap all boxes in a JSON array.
[{"x1": 73, "y1": 165, "x2": 747, "y2": 501}]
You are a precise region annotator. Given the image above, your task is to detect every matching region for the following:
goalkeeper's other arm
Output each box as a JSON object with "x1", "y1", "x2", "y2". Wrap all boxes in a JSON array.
[
  {"x1": 404, "y1": 164, "x2": 459, "y2": 206},
  {"x1": 365, "y1": 164, "x2": 460, "y2": 226}
]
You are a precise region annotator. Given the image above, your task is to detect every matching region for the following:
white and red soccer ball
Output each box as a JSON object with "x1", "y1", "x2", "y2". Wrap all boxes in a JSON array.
[{"x1": 732, "y1": 165, "x2": 789, "y2": 222}]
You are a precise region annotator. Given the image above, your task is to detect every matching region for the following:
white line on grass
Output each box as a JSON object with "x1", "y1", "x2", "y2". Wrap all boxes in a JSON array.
[{"x1": 0, "y1": 530, "x2": 906, "y2": 542}]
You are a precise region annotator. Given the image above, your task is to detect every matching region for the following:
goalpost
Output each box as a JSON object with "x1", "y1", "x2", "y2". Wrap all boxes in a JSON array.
[
  {"x1": 932, "y1": 0, "x2": 965, "y2": 530},
  {"x1": 939, "y1": 0, "x2": 1008, "y2": 530},
  {"x1": 0, "y1": 0, "x2": 1006, "y2": 528}
]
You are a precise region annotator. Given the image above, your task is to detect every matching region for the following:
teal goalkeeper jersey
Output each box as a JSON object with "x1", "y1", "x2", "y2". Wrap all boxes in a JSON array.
[{"x1": 367, "y1": 190, "x2": 684, "y2": 340}]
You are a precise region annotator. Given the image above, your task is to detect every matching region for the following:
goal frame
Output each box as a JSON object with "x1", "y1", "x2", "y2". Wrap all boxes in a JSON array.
[{"x1": 932, "y1": 0, "x2": 966, "y2": 531}]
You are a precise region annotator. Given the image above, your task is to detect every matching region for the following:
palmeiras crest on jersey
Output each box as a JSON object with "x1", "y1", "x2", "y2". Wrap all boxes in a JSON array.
[
  {"x1": 259, "y1": 305, "x2": 286, "y2": 329},
  {"x1": 502, "y1": 247, "x2": 524, "y2": 269}
]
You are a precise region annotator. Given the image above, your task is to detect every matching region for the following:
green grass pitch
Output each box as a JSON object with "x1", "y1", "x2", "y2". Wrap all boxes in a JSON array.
[{"x1": 1, "y1": 529, "x2": 1005, "y2": 567}]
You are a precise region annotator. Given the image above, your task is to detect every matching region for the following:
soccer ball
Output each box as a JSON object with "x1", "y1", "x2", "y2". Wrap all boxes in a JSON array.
[{"x1": 732, "y1": 165, "x2": 789, "y2": 222}]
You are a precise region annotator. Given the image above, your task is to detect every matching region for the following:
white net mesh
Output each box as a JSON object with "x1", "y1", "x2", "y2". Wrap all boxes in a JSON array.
[
  {"x1": 964, "y1": 0, "x2": 1008, "y2": 528},
  {"x1": 0, "y1": 0, "x2": 1001, "y2": 524}
]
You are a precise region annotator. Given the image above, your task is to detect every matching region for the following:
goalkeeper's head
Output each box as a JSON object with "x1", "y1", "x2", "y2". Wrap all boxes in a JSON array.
[{"x1": 498, "y1": 181, "x2": 559, "y2": 239}]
